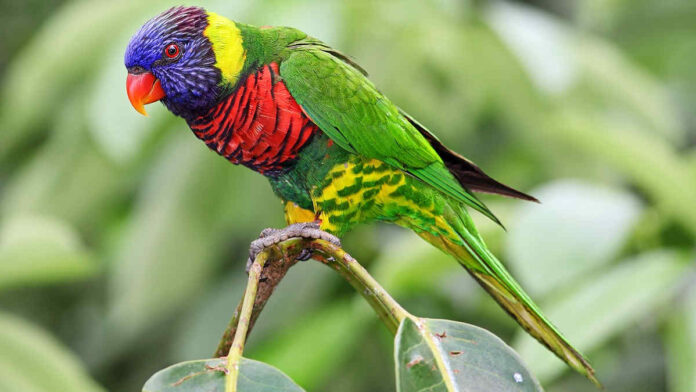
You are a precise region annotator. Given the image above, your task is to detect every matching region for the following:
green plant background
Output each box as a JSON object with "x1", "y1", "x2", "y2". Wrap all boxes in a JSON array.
[{"x1": 1, "y1": 0, "x2": 695, "y2": 391}]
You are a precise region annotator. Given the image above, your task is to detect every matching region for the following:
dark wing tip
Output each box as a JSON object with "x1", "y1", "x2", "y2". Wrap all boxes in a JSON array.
[
  {"x1": 467, "y1": 180, "x2": 540, "y2": 203},
  {"x1": 399, "y1": 109, "x2": 539, "y2": 204}
]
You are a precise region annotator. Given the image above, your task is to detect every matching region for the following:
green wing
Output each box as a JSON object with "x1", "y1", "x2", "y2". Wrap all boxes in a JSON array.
[{"x1": 279, "y1": 45, "x2": 500, "y2": 224}]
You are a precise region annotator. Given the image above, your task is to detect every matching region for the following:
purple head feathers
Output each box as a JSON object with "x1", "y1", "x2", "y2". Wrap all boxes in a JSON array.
[{"x1": 125, "y1": 6, "x2": 221, "y2": 119}]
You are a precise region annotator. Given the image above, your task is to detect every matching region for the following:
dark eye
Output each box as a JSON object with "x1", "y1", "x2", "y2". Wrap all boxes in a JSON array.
[{"x1": 164, "y1": 43, "x2": 180, "y2": 59}]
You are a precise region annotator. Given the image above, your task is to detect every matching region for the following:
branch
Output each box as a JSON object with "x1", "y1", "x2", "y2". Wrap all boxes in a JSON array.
[
  {"x1": 224, "y1": 251, "x2": 267, "y2": 392},
  {"x1": 215, "y1": 238, "x2": 306, "y2": 357},
  {"x1": 215, "y1": 238, "x2": 411, "y2": 357}
]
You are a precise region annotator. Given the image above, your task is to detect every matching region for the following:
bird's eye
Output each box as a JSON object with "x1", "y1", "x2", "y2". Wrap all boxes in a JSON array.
[{"x1": 164, "y1": 43, "x2": 180, "y2": 59}]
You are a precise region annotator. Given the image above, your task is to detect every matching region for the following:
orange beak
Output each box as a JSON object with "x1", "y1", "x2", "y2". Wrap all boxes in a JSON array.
[{"x1": 126, "y1": 72, "x2": 166, "y2": 116}]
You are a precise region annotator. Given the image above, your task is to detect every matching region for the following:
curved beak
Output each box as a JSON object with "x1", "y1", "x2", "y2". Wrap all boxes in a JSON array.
[{"x1": 126, "y1": 72, "x2": 165, "y2": 116}]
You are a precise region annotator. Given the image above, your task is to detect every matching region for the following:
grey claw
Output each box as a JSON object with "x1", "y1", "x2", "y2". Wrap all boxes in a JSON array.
[
  {"x1": 245, "y1": 222, "x2": 341, "y2": 272},
  {"x1": 258, "y1": 228, "x2": 277, "y2": 238}
]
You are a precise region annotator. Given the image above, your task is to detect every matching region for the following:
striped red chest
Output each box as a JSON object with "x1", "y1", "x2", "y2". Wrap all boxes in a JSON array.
[{"x1": 187, "y1": 63, "x2": 318, "y2": 175}]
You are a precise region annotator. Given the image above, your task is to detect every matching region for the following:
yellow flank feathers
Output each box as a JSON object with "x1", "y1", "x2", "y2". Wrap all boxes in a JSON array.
[
  {"x1": 312, "y1": 158, "x2": 457, "y2": 239},
  {"x1": 204, "y1": 12, "x2": 246, "y2": 86}
]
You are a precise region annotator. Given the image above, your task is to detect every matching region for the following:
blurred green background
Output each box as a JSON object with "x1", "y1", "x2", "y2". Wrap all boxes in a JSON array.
[{"x1": 1, "y1": 0, "x2": 695, "y2": 391}]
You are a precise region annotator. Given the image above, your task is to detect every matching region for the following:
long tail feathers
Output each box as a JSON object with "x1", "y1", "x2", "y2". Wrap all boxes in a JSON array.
[
  {"x1": 421, "y1": 206, "x2": 600, "y2": 387},
  {"x1": 470, "y1": 271, "x2": 599, "y2": 387}
]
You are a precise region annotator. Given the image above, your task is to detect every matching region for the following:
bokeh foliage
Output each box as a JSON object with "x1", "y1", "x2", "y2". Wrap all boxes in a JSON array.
[{"x1": 0, "y1": 0, "x2": 695, "y2": 391}]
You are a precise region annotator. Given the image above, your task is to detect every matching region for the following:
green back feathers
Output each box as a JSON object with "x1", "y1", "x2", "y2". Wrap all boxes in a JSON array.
[{"x1": 278, "y1": 44, "x2": 501, "y2": 224}]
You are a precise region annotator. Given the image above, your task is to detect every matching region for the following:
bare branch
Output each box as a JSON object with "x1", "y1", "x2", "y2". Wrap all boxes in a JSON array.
[{"x1": 215, "y1": 237, "x2": 410, "y2": 358}]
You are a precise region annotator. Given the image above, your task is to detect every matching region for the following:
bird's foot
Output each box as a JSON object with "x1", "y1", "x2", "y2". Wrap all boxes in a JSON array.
[{"x1": 246, "y1": 222, "x2": 341, "y2": 271}]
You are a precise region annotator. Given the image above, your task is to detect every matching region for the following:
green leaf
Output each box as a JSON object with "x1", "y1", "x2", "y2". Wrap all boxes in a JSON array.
[
  {"x1": 142, "y1": 358, "x2": 304, "y2": 392},
  {"x1": 506, "y1": 180, "x2": 641, "y2": 296},
  {"x1": 0, "y1": 311, "x2": 104, "y2": 392},
  {"x1": 0, "y1": 215, "x2": 97, "y2": 290},
  {"x1": 513, "y1": 250, "x2": 692, "y2": 382},
  {"x1": 395, "y1": 317, "x2": 542, "y2": 392}
]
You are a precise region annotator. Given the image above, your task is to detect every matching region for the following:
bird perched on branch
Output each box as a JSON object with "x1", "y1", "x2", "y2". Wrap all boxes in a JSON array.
[{"x1": 125, "y1": 6, "x2": 597, "y2": 385}]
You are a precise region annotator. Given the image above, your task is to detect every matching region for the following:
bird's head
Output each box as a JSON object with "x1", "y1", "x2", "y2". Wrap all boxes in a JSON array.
[{"x1": 124, "y1": 6, "x2": 246, "y2": 119}]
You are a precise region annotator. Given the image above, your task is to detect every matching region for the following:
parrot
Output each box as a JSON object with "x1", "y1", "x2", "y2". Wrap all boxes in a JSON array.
[{"x1": 125, "y1": 6, "x2": 597, "y2": 385}]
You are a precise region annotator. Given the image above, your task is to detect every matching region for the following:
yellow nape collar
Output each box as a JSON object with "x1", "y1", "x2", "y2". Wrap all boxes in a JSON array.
[{"x1": 204, "y1": 12, "x2": 246, "y2": 86}]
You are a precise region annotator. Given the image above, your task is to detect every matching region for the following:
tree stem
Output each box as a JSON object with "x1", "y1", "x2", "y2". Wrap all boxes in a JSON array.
[
  {"x1": 215, "y1": 238, "x2": 305, "y2": 357},
  {"x1": 224, "y1": 251, "x2": 268, "y2": 392},
  {"x1": 215, "y1": 237, "x2": 412, "y2": 364}
]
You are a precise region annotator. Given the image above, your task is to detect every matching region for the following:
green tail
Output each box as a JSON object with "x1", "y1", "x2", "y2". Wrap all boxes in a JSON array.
[{"x1": 418, "y1": 202, "x2": 600, "y2": 386}]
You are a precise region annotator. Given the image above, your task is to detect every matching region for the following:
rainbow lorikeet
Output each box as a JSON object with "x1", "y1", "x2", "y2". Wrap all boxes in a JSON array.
[{"x1": 125, "y1": 6, "x2": 597, "y2": 384}]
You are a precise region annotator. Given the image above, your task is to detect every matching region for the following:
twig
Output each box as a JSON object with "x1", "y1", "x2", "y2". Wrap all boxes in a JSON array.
[
  {"x1": 216, "y1": 238, "x2": 411, "y2": 358},
  {"x1": 215, "y1": 238, "x2": 306, "y2": 357},
  {"x1": 224, "y1": 251, "x2": 268, "y2": 392}
]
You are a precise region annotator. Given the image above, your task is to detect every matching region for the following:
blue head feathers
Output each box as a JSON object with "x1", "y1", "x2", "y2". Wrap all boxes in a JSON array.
[{"x1": 125, "y1": 6, "x2": 221, "y2": 119}]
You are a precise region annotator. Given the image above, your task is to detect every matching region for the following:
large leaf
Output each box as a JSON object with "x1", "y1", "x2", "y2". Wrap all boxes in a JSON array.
[
  {"x1": 0, "y1": 311, "x2": 104, "y2": 392},
  {"x1": 513, "y1": 250, "x2": 692, "y2": 382},
  {"x1": 506, "y1": 180, "x2": 641, "y2": 296},
  {"x1": 0, "y1": 215, "x2": 96, "y2": 290},
  {"x1": 142, "y1": 358, "x2": 304, "y2": 392},
  {"x1": 395, "y1": 317, "x2": 542, "y2": 392}
]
